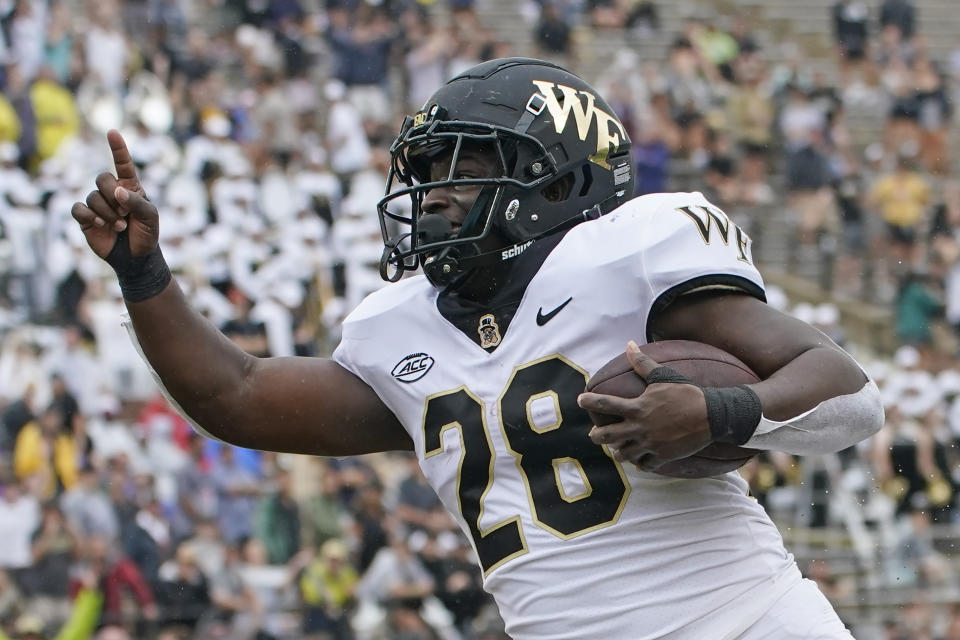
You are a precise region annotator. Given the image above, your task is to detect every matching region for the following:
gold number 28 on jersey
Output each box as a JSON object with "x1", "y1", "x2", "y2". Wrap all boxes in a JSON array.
[{"x1": 422, "y1": 355, "x2": 630, "y2": 575}]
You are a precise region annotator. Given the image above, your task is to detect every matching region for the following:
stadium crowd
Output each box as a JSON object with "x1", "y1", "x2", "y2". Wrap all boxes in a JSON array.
[{"x1": 1, "y1": 0, "x2": 960, "y2": 638}]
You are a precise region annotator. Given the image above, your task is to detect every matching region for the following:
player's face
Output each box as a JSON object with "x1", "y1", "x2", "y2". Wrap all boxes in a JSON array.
[{"x1": 420, "y1": 145, "x2": 499, "y2": 232}]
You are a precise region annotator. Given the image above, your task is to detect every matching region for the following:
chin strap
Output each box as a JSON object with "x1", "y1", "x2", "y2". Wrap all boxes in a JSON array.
[
  {"x1": 423, "y1": 203, "x2": 609, "y2": 286},
  {"x1": 383, "y1": 191, "x2": 620, "y2": 286}
]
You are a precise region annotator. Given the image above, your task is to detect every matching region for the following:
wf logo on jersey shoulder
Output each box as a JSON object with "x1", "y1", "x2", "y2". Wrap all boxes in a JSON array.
[
  {"x1": 392, "y1": 353, "x2": 435, "y2": 383},
  {"x1": 530, "y1": 80, "x2": 627, "y2": 170},
  {"x1": 675, "y1": 205, "x2": 753, "y2": 264}
]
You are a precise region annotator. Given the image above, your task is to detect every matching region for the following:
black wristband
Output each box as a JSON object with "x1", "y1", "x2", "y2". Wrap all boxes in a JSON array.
[
  {"x1": 703, "y1": 385, "x2": 763, "y2": 445},
  {"x1": 105, "y1": 238, "x2": 172, "y2": 303}
]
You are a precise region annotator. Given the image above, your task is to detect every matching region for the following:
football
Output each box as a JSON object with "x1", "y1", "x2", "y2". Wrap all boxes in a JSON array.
[{"x1": 585, "y1": 340, "x2": 761, "y2": 478}]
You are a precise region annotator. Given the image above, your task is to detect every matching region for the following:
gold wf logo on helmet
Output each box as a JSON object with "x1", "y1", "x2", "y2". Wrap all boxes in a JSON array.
[{"x1": 530, "y1": 81, "x2": 627, "y2": 170}]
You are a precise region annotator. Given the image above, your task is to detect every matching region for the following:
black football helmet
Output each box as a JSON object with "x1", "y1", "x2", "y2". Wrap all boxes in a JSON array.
[{"x1": 378, "y1": 57, "x2": 634, "y2": 288}]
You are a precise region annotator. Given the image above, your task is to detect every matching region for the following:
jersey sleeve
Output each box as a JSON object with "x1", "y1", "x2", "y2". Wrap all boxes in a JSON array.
[{"x1": 639, "y1": 194, "x2": 765, "y2": 341}]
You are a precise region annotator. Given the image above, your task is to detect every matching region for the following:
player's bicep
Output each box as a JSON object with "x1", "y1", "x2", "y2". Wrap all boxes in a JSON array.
[
  {"x1": 649, "y1": 291, "x2": 847, "y2": 380},
  {"x1": 234, "y1": 356, "x2": 411, "y2": 456}
]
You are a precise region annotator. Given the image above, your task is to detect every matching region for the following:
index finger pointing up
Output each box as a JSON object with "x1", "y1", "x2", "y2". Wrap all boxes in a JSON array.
[{"x1": 107, "y1": 129, "x2": 142, "y2": 191}]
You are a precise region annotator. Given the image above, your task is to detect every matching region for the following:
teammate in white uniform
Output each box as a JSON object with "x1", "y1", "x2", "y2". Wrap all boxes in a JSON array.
[{"x1": 72, "y1": 58, "x2": 883, "y2": 639}]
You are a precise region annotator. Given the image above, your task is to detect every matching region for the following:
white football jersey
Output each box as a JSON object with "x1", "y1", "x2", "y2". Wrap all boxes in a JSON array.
[{"x1": 334, "y1": 192, "x2": 801, "y2": 640}]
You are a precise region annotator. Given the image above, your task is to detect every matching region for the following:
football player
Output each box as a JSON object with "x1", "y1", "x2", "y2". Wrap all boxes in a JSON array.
[{"x1": 72, "y1": 58, "x2": 883, "y2": 639}]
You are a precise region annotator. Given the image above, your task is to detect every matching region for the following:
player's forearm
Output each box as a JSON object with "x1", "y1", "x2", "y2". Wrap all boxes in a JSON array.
[
  {"x1": 745, "y1": 346, "x2": 883, "y2": 454},
  {"x1": 748, "y1": 345, "x2": 865, "y2": 421},
  {"x1": 124, "y1": 278, "x2": 256, "y2": 437}
]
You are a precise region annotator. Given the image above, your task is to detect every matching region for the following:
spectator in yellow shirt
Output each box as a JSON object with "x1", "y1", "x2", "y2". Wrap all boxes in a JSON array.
[
  {"x1": 0, "y1": 93, "x2": 20, "y2": 144},
  {"x1": 13, "y1": 405, "x2": 78, "y2": 502},
  {"x1": 28, "y1": 66, "x2": 79, "y2": 166},
  {"x1": 299, "y1": 539, "x2": 358, "y2": 640},
  {"x1": 868, "y1": 151, "x2": 931, "y2": 267}
]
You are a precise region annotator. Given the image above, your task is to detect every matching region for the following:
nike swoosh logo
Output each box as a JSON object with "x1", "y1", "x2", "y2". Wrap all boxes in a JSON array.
[{"x1": 536, "y1": 297, "x2": 573, "y2": 326}]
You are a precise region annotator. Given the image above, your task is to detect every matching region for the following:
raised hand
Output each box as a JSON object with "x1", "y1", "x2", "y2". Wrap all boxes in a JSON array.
[{"x1": 71, "y1": 129, "x2": 159, "y2": 259}]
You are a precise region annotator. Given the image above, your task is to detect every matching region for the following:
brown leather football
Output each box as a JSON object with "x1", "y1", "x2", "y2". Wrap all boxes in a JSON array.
[{"x1": 585, "y1": 340, "x2": 760, "y2": 478}]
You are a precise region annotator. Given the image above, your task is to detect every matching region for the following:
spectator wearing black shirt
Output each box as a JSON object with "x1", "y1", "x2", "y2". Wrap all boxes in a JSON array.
[
  {"x1": 1, "y1": 386, "x2": 34, "y2": 450},
  {"x1": 351, "y1": 484, "x2": 388, "y2": 573},
  {"x1": 880, "y1": 0, "x2": 916, "y2": 42},
  {"x1": 220, "y1": 287, "x2": 270, "y2": 358},
  {"x1": 534, "y1": 2, "x2": 572, "y2": 59},
  {"x1": 20, "y1": 503, "x2": 75, "y2": 626},
  {"x1": 157, "y1": 543, "x2": 211, "y2": 630},
  {"x1": 832, "y1": 0, "x2": 869, "y2": 84}
]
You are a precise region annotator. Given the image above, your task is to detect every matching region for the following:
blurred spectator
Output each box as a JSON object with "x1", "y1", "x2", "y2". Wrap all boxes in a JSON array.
[
  {"x1": 324, "y1": 79, "x2": 372, "y2": 197},
  {"x1": 930, "y1": 183, "x2": 960, "y2": 341},
  {"x1": 880, "y1": 0, "x2": 917, "y2": 43},
  {"x1": 299, "y1": 538, "x2": 357, "y2": 640},
  {"x1": 301, "y1": 466, "x2": 346, "y2": 549},
  {"x1": 236, "y1": 536, "x2": 303, "y2": 638},
  {"x1": 1, "y1": 384, "x2": 34, "y2": 451},
  {"x1": 156, "y1": 543, "x2": 211, "y2": 630},
  {"x1": 326, "y1": 4, "x2": 396, "y2": 127},
  {"x1": 351, "y1": 483, "x2": 390, "y2": 574},
  {"x1": 251, "y1": 71, "x2": 300, "y2": 164},
  {"x1": 43, "y1": 1, "x2": 76, "y2": 88},
  {"x1": 181, "y1": 518, "x2": 224, "y2": 584},
  {"x1": 665, "y1": 36, "x2": 716, "y2": 123},
  {"x1": 832, "y1": 164, "x2": 869, "y2": 296},
  {"x1": 403, "y1": 15, "x2": 455, "y2": 113},
  {"x1": 48, "y1": 327, "x2": 101, "y2": 416},
  {"x1": 0, "y1": 568, "x2": 25, "y2": 628},
  {"x1": 418, "y1": 533, "x2": 488, "y2": 635},
  {"x1": 60, "y1": 465, "x2": 118, "y2": 542},
  {"x1": 121, "y1": 495, "x2": 164, "y2": 589},
  {"x1": 394, "y1": 456, "x2": 445, "y2": 535},
  {"x1": 631, "y1": 112, "x2": 671, "y2": 196},
  {"x1": 254, "y1": 469, "x2": 301, "y2": 565},
  {"x1": 626, "y1": 2, "x2": 659, "y2": 36},
  {"x1": 213, "y1": 444, "x2": 261, "y2": 545},
  {"x1": 3, "y1": 63, "x2": 38, "y2": 163},
  {"x1": 702, "y1": 155, "x2": 740, "y2": 210},
  {"x1": 129, "y1": 496, "x2": 173, "y2": 586},
  {"x1": 0, "y1": 95, "x2": 19, "y2": 145},
  {"x1": 7, "y1": 0, "x2": 46, "y2": 83},
  {"x1": 784, "y1": 143, "x2": 835, "y2": 246},
  {"x1": 0, "y1": 480, "x2": 40, "y2": 576},
  {"x1": 911, "y1": 55, "x2": 952, "y2": 175},
  {"x1": 893, "y1": 269, "x2": 944, "y2": 349},
  {"x1": 585, "y1": 0, "x2": 626, "y2": 29},
  {"x1": 30, "y1": 66, "x2": 79, "y2": 166},
  {"x1": 173, "y1": 434, "x2": 218, "y2": 540},
  {"x1": 205, "y1": 539, "x2": 261, "y2": 639},
  {"x1": 868, "y1": 150, "x2": 931, "y2": 270},
  {"x1": 534, "y1": 2, "x2": 572, "y2": 60},
  {"x1": 72, "y1": 535, "x2": 158, "y2": 628},
  {"x1": 82, "y1": 0, "x2": 128, "y2": 93},
  {"x1": 354, "y1": 532, "x2": 437, "y2": 639},
  {"x1": 832, "y1": 0, "x2": 870, "y2": 84},
  {"x1": 48, "y1": 374, "x2": 79, "y2": 433},
  {"x1": 726, "y1": 55, "x2": 774, "y2": 153},
  {"x1": 691, "y1": 18, "x2": 740, "y2": 82},
  {"x1": 20, "y1": 503, "x2": 76, "y2": 627},
  {"x1": 14, "y1": 405, "x2": 78, "y2": 502}
]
